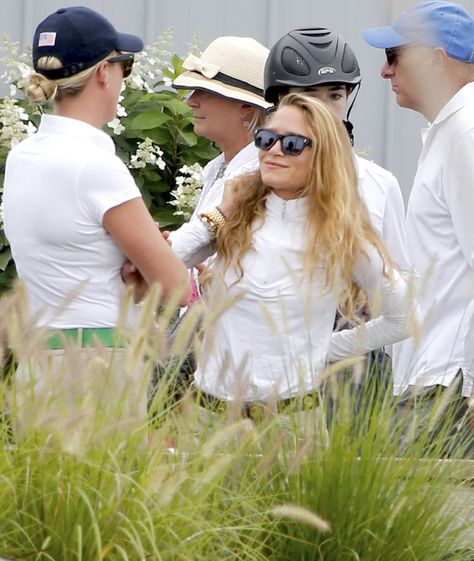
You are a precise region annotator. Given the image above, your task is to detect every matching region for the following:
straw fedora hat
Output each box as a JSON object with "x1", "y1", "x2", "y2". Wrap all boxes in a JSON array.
[{"x1": 173, "y1": 36, "x2": 271, "y2": 109}]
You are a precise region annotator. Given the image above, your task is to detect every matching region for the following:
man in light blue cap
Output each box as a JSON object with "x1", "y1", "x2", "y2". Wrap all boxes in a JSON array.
[{"x1": 363, "y1": 2, "x2": 474, "y2": 456}]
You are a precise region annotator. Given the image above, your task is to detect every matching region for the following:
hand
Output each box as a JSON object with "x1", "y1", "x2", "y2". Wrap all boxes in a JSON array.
[
  {"x1": 196, "y1": 262, "x2": 208, "y2": 277},
  {"x1": 155, "y1": 221, "x2": 172, "y2": 246},
  {"x1": 121, "y1": 260, "x2": 148, "y2": 303},
  {"x1": 162, "y1": 230, "x2": 171, "y2": 246},
  {"x1": 219, "y1": 178, "x2": 241, "y2": 218}
]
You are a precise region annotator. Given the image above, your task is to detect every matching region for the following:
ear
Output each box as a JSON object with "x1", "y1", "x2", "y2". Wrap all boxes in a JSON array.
[
  {"x1": 240, "y1": 103, "x2": 256, "y2": 122},
  {"x1": 432, "y1": 47, "x2": 448, "y2": 68},
  {"x1": 95, "y1": 61, "x2": 110, "y2": 89}
]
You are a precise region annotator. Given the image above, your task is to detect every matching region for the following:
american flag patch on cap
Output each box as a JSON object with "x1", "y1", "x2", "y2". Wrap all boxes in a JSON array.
[{"x1": 38, "y1": 32, "x2": 57, "y2": 47}]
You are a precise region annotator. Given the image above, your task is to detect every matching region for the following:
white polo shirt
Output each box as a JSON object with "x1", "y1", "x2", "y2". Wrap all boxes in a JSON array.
[
  {"x1": 393, "y1": 82, "x2": 474, "y2": 398},
  {"x1": 3, "y1": 114, "x2": 141, "y2": 328}
]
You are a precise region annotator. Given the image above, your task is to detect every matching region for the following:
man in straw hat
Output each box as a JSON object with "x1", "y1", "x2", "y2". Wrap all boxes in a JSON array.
[{"x1": 363, "y1": 1, "x2": 474, "y2": 453}]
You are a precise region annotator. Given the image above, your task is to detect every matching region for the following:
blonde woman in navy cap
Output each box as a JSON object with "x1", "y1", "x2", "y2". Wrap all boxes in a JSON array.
[
  {"x1": 363, "y1": 1, "x2": 474, "y2": 454},
  {"x1": 3, "y1": 7, "x2": 190, "y2": 440}
]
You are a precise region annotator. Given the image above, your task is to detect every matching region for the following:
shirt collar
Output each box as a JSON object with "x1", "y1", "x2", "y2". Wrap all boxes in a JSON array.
[
  {"x1": 431, "y1": 82, "x2": 474, "y2": 127},
  {"x1": 266, "y1": 191, "x2": 308, "y2": 220},
  {"x1": 38, "y1": 114, "x2": 115, "y2": 153},
  {"x1": 226, "y1": 141, "x2": 259, "y2": 175}
]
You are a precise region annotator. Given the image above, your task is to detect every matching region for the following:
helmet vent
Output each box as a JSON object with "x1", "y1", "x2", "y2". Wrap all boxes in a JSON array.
[
  {"x1": 299, "y1": 30, "x2": 331, "y2": 39},
  {"x1": 281, "y1": 46, "x2": 311, "y2": 76},
  {"x1": 308, "y1": 41, "x2": 332, "y2": 49},
  {"x1": 341, "y1": 45, "x2": 358, "y2": 73}
]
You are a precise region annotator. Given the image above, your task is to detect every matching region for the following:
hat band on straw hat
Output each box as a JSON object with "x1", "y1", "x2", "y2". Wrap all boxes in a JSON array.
[
  {"x1": 182, "y1": 53, "x2": 264, "y2": 96},
  {"x1": 211, "y1": 72, "x2": 263, "y2": 96}
]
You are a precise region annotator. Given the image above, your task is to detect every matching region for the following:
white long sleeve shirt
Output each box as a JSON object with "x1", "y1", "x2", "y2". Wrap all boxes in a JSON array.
[
  {"x1": 393, "y1": 83, "x2": 474, "y2": 398},
  {"x1": 170, "y1": 147, "x2": 411, "y2": 275},
  {"x1": 356, "y1": 155, "x2": 411, "y2": 275},
  {"x1": 195, "y1": 192, "x2": 413, "y2": 402}
]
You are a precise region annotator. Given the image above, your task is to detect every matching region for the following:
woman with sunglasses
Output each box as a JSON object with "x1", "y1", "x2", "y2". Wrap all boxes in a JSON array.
[
  {"x1": 3, "y1": 7, "x2": 190, "y2": 439},
  {"x1": 263, "y1": 29, "x2": 413, "y2": 405},
  {"x1": 189, "y1": 93, "x2": 414, "y2": 426}
]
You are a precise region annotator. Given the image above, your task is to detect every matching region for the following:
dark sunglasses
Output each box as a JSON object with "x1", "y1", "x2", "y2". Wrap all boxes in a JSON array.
[
  {"x1": 385, "y1": 46, "x2": 410, "y2": 66},
  {"x1": 106, "y1": 53, "x2": 135, "y2": 78},
  {"x1": 254, "y1": 128, "x2": 313, "y2": 156}
]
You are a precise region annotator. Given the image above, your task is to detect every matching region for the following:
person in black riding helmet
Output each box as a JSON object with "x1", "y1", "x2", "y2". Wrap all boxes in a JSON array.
[
  {"x1": 264, "y1": 28, "x2": 414, "y2": 399},
  {"x1": 265, "y1": 28, "x2": 411, "y2": 276}
]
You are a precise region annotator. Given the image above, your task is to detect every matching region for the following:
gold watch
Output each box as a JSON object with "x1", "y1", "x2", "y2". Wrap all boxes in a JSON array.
[{"x1": 199, "y1": 207, "x2": 227, "y2": 235}]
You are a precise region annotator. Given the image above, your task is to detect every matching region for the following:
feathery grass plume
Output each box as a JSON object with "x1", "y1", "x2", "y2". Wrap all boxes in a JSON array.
[
  {"x1": 201, "y1": 419, "x2": 255, "y2": 459},
  {"x1": 168, "y1": 300, "x2": 205, "y2": 357},
  {"x1": 269, "y1": 504, "x2": 331, "y2": 532},
  {"x1": 192, "y1": 454, "x2": 235, "y2": 492}
]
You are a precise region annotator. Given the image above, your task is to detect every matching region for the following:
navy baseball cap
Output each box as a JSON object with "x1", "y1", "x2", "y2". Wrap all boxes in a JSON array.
[
  {"x1": 362, "y1": 1, "x2": 474, "y2": 63},
  {"x1": 33, "y1": 6, "x2": 143, "y2": 79}
]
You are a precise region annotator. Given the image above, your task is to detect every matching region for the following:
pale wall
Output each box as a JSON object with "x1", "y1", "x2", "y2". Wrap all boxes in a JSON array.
[{"x1": 1, "y1": 0, "x2": 474, "y2": 201}]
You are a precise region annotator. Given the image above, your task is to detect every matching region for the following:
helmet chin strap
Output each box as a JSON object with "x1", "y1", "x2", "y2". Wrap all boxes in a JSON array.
[
  {"x1": 343, "y1": 120, "x2": 355, "y2": 146},
  {"x1": 344, "y1": 82, "x2": 361, "y2": 146}
]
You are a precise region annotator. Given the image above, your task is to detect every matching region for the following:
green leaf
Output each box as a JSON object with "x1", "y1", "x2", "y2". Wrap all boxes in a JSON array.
[
  {"x1": 130, "y1": 111, "x2": 172, "y2": 130},
  {"x1": 0, "y1": 247, "x2": 12, "y2": 271},
  {"x1": 178, "y1": 130, "x2": 198, "y2": 147},
  {"x1": 152, "y1": 207, "x2": 182, "y2": 229},
  {"x1": 161, "y1": 99, "x2": 190, "y2": 117}
]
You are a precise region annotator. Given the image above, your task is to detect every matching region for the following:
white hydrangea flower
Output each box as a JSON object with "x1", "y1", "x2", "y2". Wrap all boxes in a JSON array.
[
  {"x1": 116, "y1": 104, "x2": 127, "y2": 118},
  {"x1": 127, "y1": 28, "x2": 174, "y2": 91},
  {"x1": 107, "y1": 117, "x2": 125, "y2": 136},
  {"x1": 169, "y1": 163, "x2": 204, "y2": 220},
  {"x1": 128, "y1": 137, "x2": 166, "y2": 170},
  {"x1": 0, "y1": 38, "x2": 34, "y2": 95},
  {"x1": 0, "y1": 98, "x2": 37, "y2": 149}
]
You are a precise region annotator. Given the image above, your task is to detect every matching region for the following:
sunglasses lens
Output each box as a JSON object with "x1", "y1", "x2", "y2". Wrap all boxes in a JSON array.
[
  {"x1": 385, "y1": 49, "x2": 398, "y2": 66},
  {"x1": 255, "y1": 130, "x2": 277, "y2": 151},
  {"x1": 122, "y1": 59, "x2": 134, "y2": 78},
  {"x1": 281, "y1": 136, "x2": 305, "y2": 155}
]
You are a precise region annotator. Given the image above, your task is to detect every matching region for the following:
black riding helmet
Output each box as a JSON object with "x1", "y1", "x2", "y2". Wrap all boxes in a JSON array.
[{"x1": 264, "y1": 28, "x2": 361, "y2": 143}]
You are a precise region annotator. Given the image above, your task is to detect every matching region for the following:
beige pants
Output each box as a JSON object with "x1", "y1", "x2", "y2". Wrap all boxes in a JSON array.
[{"x1": 10, "y1": 346, "x2": 150, "y2": 451}]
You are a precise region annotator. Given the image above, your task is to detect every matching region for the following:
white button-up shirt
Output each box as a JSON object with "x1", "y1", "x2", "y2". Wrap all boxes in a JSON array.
[{"x1": 393, "y1": 82, "x2": 474, "y2": 398}]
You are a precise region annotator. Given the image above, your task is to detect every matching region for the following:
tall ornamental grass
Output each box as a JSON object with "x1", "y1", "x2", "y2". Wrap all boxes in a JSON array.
[{"x1": 0, "y1": 285, "x2": 471, "y2": 560}]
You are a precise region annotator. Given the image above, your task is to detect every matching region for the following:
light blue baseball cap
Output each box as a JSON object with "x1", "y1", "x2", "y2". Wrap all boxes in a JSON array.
[{"x1": 362, "y1": 1, "x2": 474, "y2": 63}]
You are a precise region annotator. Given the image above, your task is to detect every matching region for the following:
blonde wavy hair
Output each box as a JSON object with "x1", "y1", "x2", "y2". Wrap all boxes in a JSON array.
[
  {"x1": 215, "y1": 92, "x2": 393, "y2": 318},
  {"x1": 27, "y1": 53, "x2": 115, "y2": 105}
]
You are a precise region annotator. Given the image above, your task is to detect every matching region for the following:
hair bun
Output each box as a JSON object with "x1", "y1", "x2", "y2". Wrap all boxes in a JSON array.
[{"x1": 26, "y1": 72, "x2": 57, "y2": 104}]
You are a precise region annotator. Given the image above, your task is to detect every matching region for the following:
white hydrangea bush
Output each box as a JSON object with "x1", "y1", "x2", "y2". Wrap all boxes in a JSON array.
[{"x1": 169, "y1": 163, "x2": 205, "y2": 220}]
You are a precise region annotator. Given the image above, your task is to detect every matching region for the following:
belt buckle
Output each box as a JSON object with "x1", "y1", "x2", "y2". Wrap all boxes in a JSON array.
[
  {"x1": 303, "y1": 394, "x2": 318, "y2": 410},
  {"x1": 245, "y1": 402, "x2": 265, "y2": 421}
]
